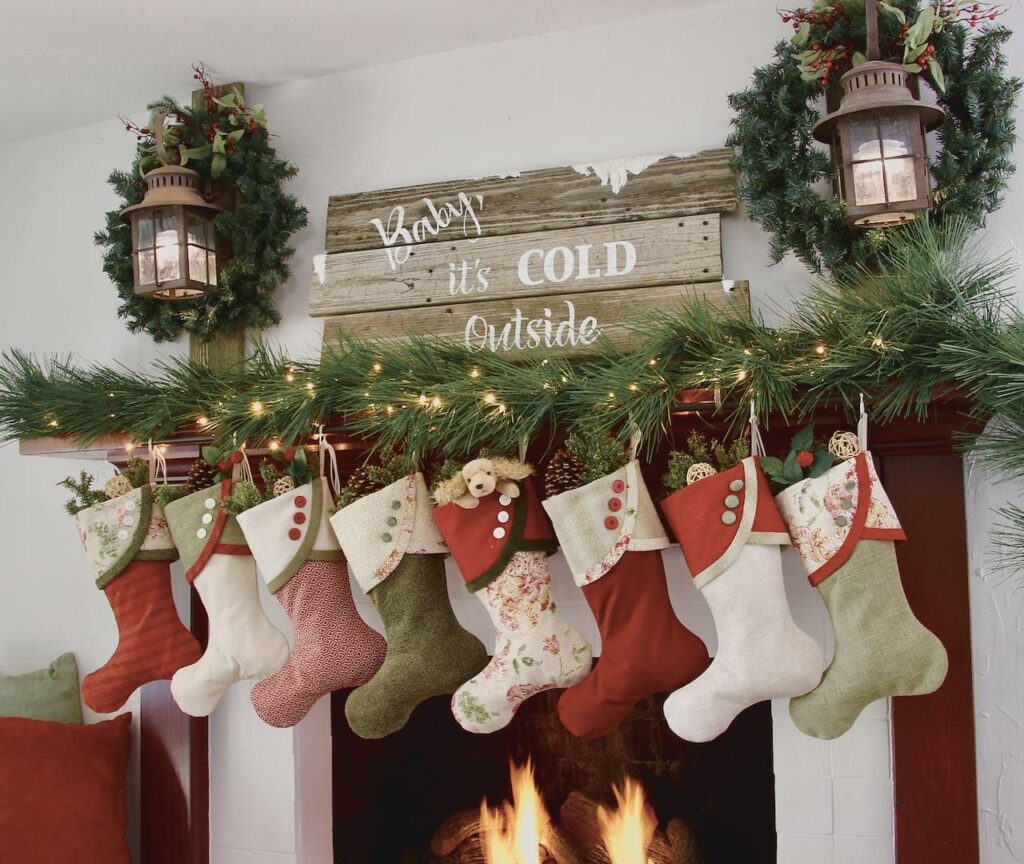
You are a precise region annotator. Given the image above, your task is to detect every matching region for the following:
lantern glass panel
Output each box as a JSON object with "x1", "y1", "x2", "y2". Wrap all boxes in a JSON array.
[
  {"x1": 852, "y1": 160, "x2": 886, "y2": 206},
  {"x1": 849, "y1": 118, "x2": 882, "y2": 161},
  {"x1": 156, "y1": 244, "x2": 180, "y2": 282},
  {"x1": 884, "y1": 157, "x2": 917, "y2": 202},
  {"x1": 880, "y1": 114, "x2": 914, "y2": 157},
  {"x1": 208, "y1": 251, "x2": 219, "y2": 287},
  {"x1": 188, "y1": 244, "x2": 208, "y2": 283},
  {"x1": 138, "y1": 249, "x2": 156, "y2": 285},
  {"x1": 138, "y1": 215, "x2": 154, "y2": 248},
  {"x1": 154, "y1": 208, "x2": 179, "y2": 247}
]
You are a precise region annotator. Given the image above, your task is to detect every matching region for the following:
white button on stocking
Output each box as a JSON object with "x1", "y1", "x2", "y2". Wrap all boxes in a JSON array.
[
  {"x1": 493, "y1": 527, "x2": 506, "y2": 540},
  {"x1": 497, "y1": 511, "x2": 510, "y2": 524},
  {"x1": 499, "y1": 494, "x2": 512, "y2": 506}
]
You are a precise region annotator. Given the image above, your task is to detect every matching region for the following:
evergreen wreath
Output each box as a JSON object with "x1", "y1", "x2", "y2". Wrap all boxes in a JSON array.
[
  {"x1": 94, "y1": 65, "x2": 308, "y2": 342},
  {"x1": 727, "y1": 0, "x2": 1020, "y2": 275}
]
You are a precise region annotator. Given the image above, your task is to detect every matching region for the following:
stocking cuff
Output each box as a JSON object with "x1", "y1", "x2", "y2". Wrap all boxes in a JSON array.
[
  {"x1": 543, "y1": 460, "x2": 669, "y2": 587},
  {"x1": 165, "y1": 481, "x2": 249, "y2": 583},
  {"x1": 775, "y1": 452, "x2": 905, "y2": 586},
  {"x1": 331, "y1": 472, "x2": 446, "y2": 594},
  {"x1": 75, "y1": 485, "x2": 178, "y2": 589},
  {"x1": 433, "y1": 477, "x2": 556, "y2": 593},
  {"x1": 660, "y1": 457, "x2": 790, "y2": 589},
  {"x1": 237, "y1": 477, "x2": 343, "y2": 594}
]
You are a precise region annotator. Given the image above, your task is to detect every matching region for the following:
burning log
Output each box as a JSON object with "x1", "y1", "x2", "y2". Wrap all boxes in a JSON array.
[
  {"x1": 558, "y1": 792, "x2": 702, "y2": 864},
  {"x1": 431, "y1": 760, "x2": 700, "y2": 864}
]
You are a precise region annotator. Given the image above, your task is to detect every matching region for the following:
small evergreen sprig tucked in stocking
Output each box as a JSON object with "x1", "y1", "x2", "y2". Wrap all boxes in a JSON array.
[
  {"x1": 761, "y1": 424, "x2": 836, "y2": 489},
  {"x1": 60, "y1": 471, "x2": 108, "y2": 516},
  {"x1": 663, "y1": 432, "x2": 750, "y2": 495},
  {"x1": 339, "y1": 446, "x2": 415, "y2": 509},
  {"x1": 543, "y1": 430, "x2": 629, "y2": 496}
]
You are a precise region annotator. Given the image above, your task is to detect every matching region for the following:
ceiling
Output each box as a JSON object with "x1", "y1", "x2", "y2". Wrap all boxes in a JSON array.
[{"x1": 0, "y1": 0, "x2": 694, "y2": 145}]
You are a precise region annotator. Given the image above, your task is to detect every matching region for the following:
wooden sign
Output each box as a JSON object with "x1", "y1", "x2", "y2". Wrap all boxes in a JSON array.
[{"x1": 309, "y1": 148, "x2": 748, "y2": 354}]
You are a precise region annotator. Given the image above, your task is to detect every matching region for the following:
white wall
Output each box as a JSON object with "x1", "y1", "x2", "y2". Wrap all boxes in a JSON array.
[{"x1": 0, "y1": 2, "x2": 1021, "y2": 863}]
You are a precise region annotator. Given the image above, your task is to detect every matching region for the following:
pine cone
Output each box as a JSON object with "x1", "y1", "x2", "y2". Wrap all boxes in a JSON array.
[
  {"x1": 544, "y1": 448, "x2": 584, "y2": 498},
  {"x1": 184, "y1": 458, "x2": 219, "y2": 493},
  {"x1": 343, "y1": 466, "x2": 383, "y2": 502}
]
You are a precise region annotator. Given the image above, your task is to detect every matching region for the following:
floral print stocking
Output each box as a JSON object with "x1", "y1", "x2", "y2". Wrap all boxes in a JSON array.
[{"x1": 452, "y1": 551, "x2": 591, "y2": 733}]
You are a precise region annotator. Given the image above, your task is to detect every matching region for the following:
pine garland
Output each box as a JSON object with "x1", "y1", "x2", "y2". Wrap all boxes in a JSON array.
[
  {"x1": 3, "y1": 218, "x2": 1023, "y2": 544},
  {"x1": 94, "y1": 66, "x2": 308, "y2": 342},
  {"x1": 728, "y1": 1, "x2": 1020, "y2": 274}
]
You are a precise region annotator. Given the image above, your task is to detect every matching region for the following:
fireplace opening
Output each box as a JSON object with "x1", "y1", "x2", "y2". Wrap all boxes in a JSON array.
[{"x1": 331, "y1": 685, "x2": 775, "y2": 863}]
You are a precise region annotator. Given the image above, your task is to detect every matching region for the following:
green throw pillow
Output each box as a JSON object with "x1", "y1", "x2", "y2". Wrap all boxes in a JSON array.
[{"x1": 0, "y1": 653, "x2": 83, "y2": 723}]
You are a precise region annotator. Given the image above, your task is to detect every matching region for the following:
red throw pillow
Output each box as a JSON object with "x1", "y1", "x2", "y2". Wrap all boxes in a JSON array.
[{"x1": 0, "y1": 713, "x2": 131, "y2": 862}]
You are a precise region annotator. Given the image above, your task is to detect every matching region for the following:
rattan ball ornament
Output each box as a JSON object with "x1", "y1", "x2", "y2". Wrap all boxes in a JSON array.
[
  {"x1": 686, "y1": 462, "x2": 717, "y2": 485},
  {"x1": 828, "y1": 431, "x2": 861, "y2": 461},
  {"x1": 105, "y1": 474, "x2": 134, "y2": 500},
  {"x1": 273, "y1": 474, "x2": 296, "y2": 497}
]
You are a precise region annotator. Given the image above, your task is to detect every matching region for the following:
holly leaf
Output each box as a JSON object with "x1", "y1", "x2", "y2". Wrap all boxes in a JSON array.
[
  {"x1": 879, "y1": 1, "x2": 906, "y2": 24},
  {"x1": 287, "y1": 447, "x2": 314, "y2": 485},
  {"x1": 211, "y1": 152, "x2": 227, "y2": 178},
  {"x1": 791, "y1": 424, "x2": 815, "y2": 453},
  {"x1": 904, "y1": 43, "x2": 927, "y2": 63},
  {"x1": 201, "y1": 445, "x2": 223, "y2": 467},
  {"x1": 782, "y1": 451, "x2": 804, "y2": 483},
  {"x1": 760, "y1": 456, "x2": 785, "y2": 477},
  {"x1": 907, "y1": 8, "x2": 936, "y2": 47},
  {"x1": 808, "y1": 449, "x2": 836, "y2": 478},
  {"x1": 793, "y1": 21, "x2": 811, "y2": 47},
  {"x1": 227, "y1": 129, "x2": 245, "y2": 142},
  {"x1": 852, "y1": 51, "x2": 867, "y2": 67},
  {"x1": 927, "y1": 57, "x2": 946, "y2": 93}
]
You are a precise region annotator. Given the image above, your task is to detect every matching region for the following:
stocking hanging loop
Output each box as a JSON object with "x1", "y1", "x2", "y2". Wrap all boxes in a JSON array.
[
  {"x1": 857, "y1": 393, "x2": 869, "y2": 453},
  {"x1": 316, "y1": 425, "x2": 341, "y2": 497},
  {"x1": 148, "y1": 439, "x2": 168, "y2": 487},
  {"x1": 749, "y1": 402, "x2": 766, "y2": 458}
]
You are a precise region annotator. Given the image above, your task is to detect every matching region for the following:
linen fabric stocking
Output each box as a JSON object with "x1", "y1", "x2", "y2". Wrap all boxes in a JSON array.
[
  {"x1": 331, "y1": 473, "x2": 488, "y2": 739},
  {"x1": 543, "y1": 461, "x2": 710, "y2": 739},
  {"x1": 660, "y1": 457, "x2": 824, "y2": 742},
  {"x1": 238, "y1": 477, "x2": 386, "y2": 728},
  {"x1": 75, "y1": 485, "x2": 200, "y2": 713},
  {"x1": 166, "y1": 482, "x2": 290, "y2": 717},
  {"x1": 433, "y1": 477, "x2": 591, "y2": 733},
  {"x1": 777, "y1": 453, "x2": 947, "y2": 739}
]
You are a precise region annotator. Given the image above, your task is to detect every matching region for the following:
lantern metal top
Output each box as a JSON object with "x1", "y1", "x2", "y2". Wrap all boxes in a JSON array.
[
  {"x1": 812, "y1": 60, "x2": 945, "y2": 143},
  {"x1": 121, "y1": 164, "x2": 223, "y2": 220}
]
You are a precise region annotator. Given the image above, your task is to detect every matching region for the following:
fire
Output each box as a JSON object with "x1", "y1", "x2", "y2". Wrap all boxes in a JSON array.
[
  {"x1": 479, "y1": 759, "x2": 552, "y2": 864},
  {"x1": 596, "y1": 778, "x2": 657, "y2": 864}
]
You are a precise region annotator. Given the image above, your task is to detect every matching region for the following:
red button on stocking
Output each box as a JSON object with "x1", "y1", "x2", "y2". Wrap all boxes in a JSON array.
[
  {"x1": 288, "y1": 527, "x2": 301, "y2": 541},
  {"x1": 293, "y1": 512, "x2": 306, "y2": 524},
  {"x1": 608, "y1": 497, "x2": 622, "y2": 512},
  {"x1": 612, "y1": 479, "x2": 625, "y2": 493},
  {"x1": 294, "y1": 495, "x2": 307, "y2": 508},
  {"x1": 604, "y1": 516, "x2": 619, "y2": 531}
]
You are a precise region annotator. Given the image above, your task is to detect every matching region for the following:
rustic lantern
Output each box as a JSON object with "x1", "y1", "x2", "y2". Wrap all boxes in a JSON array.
[
  {"x1": 121, "y1": 164, "x2": 223, "y2": 300},
  {"x1": 812, "y1": 0, "x2": 944, "y2": 227}
]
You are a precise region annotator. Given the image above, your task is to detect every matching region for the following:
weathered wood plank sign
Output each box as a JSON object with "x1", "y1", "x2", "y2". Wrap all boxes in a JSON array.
[{"x1": 309, "y1": 148, "x2": 748, "y2": 354}]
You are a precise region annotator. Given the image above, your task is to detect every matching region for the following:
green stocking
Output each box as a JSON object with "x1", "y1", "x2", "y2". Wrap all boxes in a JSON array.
[
  {"x1": 789, "y1": 540, "x2": 947, "y2": 739},
  {"x1": 345, "y1": 553, "x2": 488, "y2": 739}
]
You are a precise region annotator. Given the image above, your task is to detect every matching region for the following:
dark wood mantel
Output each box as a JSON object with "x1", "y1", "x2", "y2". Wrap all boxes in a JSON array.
[{"x1": 21, "y1": 393, "x2": 981, "y2": 863}]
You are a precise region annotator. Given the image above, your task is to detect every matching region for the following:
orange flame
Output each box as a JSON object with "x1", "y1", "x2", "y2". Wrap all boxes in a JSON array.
[
  {"x1": 596, "y1": 777, "x2": 657, "y2": 864},
  {"x1": 479, "y1": 759, "x2": 551, "y2": 864}
]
